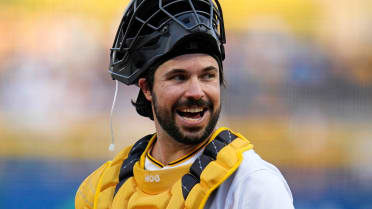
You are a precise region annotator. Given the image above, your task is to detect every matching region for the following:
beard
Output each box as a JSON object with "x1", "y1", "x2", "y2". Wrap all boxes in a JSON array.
[{"x1": 152, "y1": 93, "x2": 221, "y2": 145}]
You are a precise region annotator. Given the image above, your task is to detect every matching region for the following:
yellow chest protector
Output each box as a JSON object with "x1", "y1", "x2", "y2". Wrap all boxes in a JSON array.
[{"x1": 76, "y1": 127, "x2": 253, "y2": 209}]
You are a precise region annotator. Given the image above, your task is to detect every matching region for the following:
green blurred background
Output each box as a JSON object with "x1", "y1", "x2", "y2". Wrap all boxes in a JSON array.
[{"x1": 1, "y1": 0, "x2": 372, "y2": 208}]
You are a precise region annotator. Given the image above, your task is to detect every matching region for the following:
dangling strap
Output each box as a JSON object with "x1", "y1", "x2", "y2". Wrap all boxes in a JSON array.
[{"x1": 114, "y1": 134, "x2": 153, "y2": 196}]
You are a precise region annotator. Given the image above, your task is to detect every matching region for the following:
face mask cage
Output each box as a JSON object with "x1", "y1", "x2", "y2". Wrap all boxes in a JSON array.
[{"x1": 109, "y1": 0, "x2": 226, "y2": 85}]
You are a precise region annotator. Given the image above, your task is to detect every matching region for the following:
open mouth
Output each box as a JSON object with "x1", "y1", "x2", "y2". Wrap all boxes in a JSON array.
[{"x1": 176, "y1": 106, "x2": 207, "y2": 121}]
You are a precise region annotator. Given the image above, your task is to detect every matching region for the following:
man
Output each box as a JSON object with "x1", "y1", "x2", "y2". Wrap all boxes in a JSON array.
[{"x1": 75, "y1": 0, "x2": 295, "y2": 208}]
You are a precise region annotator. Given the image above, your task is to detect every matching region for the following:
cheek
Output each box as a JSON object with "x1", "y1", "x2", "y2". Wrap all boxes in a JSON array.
[
  {"x1": 208, "y1": 84, "x2": 221, "y2": 100},
  {"x1": 154, "y1": 85, "x2": 183, "y2": 106},
  {"x1": 212, "y1": 91, "x2": 221, "y2": 107}
]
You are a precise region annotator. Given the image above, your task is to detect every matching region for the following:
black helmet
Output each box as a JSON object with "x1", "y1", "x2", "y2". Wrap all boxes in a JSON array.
[{"x1": 109, "y1": 0, "x2": 226, "y2": 85}]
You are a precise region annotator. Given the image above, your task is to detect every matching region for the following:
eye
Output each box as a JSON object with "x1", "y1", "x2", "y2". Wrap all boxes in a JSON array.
[
  {"x1": 170, "y1": 74, "x2": 186, "y2": 81},
  {"x1": 201, "y1": 72, "x2": 217, "y2": 80}
]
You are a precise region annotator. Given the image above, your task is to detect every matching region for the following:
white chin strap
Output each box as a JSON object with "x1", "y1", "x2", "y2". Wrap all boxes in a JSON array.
[{"x1": 109, "y1": 80, "x2": 119, "y2": 151}]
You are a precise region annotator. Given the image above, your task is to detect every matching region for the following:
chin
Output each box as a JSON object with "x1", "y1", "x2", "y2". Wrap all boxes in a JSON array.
[{"x1": 176, "y1": 127, "x2": 209, "y2": 144}]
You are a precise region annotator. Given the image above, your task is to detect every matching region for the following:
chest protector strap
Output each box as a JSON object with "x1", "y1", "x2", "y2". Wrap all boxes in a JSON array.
[
  {"x1": 114, "y1": 134, "x2": 152, "y2": 195},
  {"x1": 113, "y1": 128, "x2": 253, "y2": 209}
]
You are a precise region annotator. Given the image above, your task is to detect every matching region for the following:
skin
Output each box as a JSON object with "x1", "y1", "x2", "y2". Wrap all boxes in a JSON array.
[{"x1": 138, "y1": 53, "x2": 221, "y2": 165}]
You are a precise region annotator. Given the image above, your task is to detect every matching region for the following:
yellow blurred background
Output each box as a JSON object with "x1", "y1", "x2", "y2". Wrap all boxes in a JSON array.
[{"x1": 1, "y1": 0, "x2": 372, "y2": 208}]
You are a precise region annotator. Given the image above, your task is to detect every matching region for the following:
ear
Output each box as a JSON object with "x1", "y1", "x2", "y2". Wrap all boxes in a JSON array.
[{"x1": 138, "y1": 78, "x2": 152, "y2": 102}]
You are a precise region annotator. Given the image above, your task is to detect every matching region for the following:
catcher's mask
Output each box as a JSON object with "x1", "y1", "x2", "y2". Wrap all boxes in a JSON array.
[
  {"x1": 109, "y1": 0, "x2": 226, "y2": 85},
  {"x1": 109, "y1": 0, "x2": 226, "y2": 120}
]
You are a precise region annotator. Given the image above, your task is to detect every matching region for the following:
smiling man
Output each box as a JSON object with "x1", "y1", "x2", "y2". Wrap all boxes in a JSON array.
[{"x1": 75, "y1": 0, "x2": 294, "y2": 209}]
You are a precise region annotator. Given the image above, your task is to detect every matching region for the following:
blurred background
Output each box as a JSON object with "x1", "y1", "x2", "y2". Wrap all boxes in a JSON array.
[{"x1": 1, "y1": 0, "x2": 372, "y2": 208}]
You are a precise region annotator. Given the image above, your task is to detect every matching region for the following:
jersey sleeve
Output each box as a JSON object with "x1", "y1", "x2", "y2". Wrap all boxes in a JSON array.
[
  {"x1": 205, "y1": 150, "x2": 295, "y2": 209},
  {"x1": 238, "y1": 169, "x2": 295, "y2": 209}
]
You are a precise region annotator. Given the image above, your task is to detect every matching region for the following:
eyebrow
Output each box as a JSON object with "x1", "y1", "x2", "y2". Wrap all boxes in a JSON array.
[
  {"x1": 164, "y1": 66, "x2": 218, "y2": 77},
  {"x1": 165, "y1": 68, "x2": 187, "y2": 76},
  {"x1": 202, "y1": 66, "x2": 218, "y2": 73}
]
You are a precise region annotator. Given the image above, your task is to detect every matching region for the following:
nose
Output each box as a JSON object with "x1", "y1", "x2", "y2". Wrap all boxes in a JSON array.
[{"x1": 184, "y1": 77, "x2": 204, "y2": 100}]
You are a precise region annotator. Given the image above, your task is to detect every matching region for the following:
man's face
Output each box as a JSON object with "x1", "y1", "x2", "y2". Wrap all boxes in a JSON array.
[{"x1": 149, "y1": 53, "x2": 221, "y2": 145}]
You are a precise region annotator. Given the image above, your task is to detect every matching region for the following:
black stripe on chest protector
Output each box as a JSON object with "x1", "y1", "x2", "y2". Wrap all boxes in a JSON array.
[
  {"x1": 114, "y1": 134, "x2": 152, "y2": 196},
  {"x1": 181, "y1": 130, "x2": 238, "y2": 199}
]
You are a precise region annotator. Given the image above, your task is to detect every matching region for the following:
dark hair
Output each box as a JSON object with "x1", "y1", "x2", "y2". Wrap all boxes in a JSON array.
[
  {"x1": 131, "y1": 55, "x2": 225, "y2": 120},
  {"x1": 131, "y1": 65, "x2": 157, "y2": 120}
]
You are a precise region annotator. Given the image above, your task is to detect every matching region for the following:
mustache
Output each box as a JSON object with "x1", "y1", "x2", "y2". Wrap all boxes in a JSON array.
[{"x1": 174, "y1": 98, "x2": 212, "y2": 109}]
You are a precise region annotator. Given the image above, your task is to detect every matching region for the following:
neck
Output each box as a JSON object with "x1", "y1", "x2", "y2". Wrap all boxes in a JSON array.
[{"x1": 151, "y1": 131, "x2": 205, "y2": 166}]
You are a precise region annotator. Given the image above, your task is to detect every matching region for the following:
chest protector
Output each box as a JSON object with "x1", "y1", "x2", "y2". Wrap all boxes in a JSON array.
[{"x1": 89, "y1": 127, "x2": 253, "y2": 209}]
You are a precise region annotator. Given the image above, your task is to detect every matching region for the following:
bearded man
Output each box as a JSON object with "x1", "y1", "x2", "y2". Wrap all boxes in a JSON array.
[{"x1": 75, "y1": 0, "x2": 295, "y2": 208}]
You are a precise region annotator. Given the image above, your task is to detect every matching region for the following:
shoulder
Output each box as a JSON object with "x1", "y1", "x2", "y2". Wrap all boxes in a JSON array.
[
  {"x1": 233, "y1": 150, "x2": 294, "y2": 208},
  {"x1": 75, "y1": 145, "x2": 133, "y2": 209}
]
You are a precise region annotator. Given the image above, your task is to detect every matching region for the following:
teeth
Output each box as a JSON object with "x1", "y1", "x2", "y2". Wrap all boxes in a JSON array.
[
  {"x1": 180, "y1": 107, "x2": 203, "y2": 113},
  {"x1": 183, "y1": 117, "x2": 201, "y2": 122}
]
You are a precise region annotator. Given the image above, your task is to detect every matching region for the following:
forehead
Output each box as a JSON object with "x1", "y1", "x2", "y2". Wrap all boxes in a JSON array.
[{"x1": 155, "y1": 53, "x2": 219, "y2": 75}]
